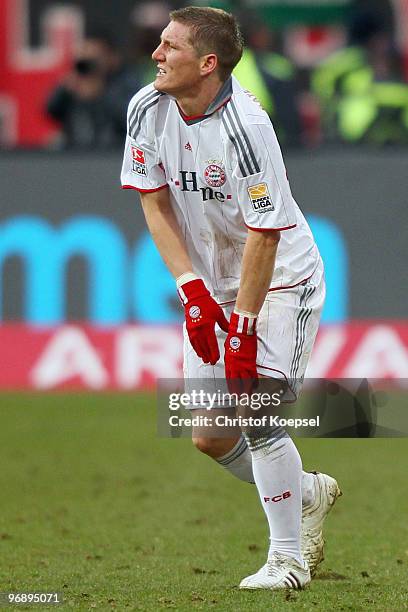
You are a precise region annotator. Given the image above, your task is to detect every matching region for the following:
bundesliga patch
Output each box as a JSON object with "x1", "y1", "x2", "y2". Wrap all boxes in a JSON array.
[
  {"x1": 131, "y1": 146, "x2": 147, "y2": 176},
  {"x1": 248, "y1": 183, "x2": 275, "y2": 213}
]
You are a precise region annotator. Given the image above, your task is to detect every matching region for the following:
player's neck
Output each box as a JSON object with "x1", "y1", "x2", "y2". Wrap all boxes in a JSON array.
[{"x1": 176, "y1": 78, "x2": 225, "y2": 118}]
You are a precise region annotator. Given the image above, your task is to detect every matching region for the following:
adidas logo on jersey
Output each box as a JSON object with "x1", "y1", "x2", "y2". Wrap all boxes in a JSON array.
[{"x1": 184, "y1": 142, "x2": 192, "y2": 151}]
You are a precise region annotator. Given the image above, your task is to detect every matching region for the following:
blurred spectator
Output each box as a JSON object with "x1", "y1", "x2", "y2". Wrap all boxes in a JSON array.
[
  {"x1": 129, "y1": 2, "x2": 172, "y2": 87},
  {"x1": 46, "y1": 32, "x2": 141, "y2": 148},
  {"x1": 312, "y1": 9, "x2": 408, "y2": 144},
  {"x1": 234, "y1": 19, "x2": 302, "y2": 146}
]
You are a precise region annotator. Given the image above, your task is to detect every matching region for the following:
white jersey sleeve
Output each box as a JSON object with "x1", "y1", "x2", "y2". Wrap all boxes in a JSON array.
[
  {"x1": 222, "y1": 101, "x2": 297, "y2": 231},
  {"x1": 120, "y1": 85, "x2": 168, "y2": 193}
]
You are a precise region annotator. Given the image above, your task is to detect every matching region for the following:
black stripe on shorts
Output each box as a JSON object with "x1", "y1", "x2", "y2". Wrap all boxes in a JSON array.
[{"x1": 290, "y1": 285, "x2": 315, "y2": 382}]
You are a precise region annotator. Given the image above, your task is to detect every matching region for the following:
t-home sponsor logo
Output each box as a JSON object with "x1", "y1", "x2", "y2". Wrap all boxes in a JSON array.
[{"x1": 178, "y1": 171, "x2": 232, "y2": 203}]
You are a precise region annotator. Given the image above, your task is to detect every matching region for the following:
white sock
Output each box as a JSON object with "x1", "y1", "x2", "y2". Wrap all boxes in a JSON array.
[
  {"x1": 216, "y1": 436, "x2": 254, "y2": 483},
  {"x1": 246, "y1": 430, "x2": 304, "y2": 565},
  {"x1": 217, "y1": 437, "x2": 316, "y2": 510}
]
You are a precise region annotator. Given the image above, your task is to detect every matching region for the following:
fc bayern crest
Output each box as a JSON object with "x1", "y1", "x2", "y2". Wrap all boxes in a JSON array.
[{"x1": 204, "y1": 164, "x2": 226, "y2": 188}]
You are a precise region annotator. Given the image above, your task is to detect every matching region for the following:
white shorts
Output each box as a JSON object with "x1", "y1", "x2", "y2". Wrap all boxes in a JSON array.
[{"x1": 183, "y1": 258, "x2": 325, "y2": 403}]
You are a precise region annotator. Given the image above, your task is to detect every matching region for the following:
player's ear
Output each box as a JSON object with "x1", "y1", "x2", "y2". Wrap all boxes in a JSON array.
[{"x1": 200, "y1": 53, "x2": 218, "y2": 77}]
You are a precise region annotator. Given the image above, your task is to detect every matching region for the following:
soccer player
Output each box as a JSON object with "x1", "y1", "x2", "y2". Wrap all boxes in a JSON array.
[{"x1": 121, "y1": 6, "x2": 341, "y2": 590}]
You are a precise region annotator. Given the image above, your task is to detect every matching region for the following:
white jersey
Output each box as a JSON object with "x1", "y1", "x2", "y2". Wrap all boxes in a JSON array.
[{"x1": 121, "y1": 76, "x2": 320, "y2": 303}]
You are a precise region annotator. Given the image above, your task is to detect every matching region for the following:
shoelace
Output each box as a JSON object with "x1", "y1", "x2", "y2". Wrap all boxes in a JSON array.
[{"x1": 266, "y1": 554, "x2": 288, "y2": 577}]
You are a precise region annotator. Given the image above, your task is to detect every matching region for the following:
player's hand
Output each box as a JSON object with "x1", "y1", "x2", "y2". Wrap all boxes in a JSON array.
[
  {"x1": 224, "y1": 310, "x2": 258, "y2": 395},
  {"x1": 178, "y1": 277, "x2": 229, "y2": 365}
]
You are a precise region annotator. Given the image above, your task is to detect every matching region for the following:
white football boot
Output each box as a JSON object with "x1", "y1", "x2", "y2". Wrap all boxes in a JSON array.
[
  {"x1": 301, "y1": 472, "x2": 342, "y2": 576},
  {"x1": 239, "y1": 553, "x2": 311, "y2": 590}
]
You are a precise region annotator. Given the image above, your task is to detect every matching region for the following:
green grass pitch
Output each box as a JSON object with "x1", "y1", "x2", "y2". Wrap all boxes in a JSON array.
[{"x1": 0, "y1": 393, "x2": 407, "y2": 611}]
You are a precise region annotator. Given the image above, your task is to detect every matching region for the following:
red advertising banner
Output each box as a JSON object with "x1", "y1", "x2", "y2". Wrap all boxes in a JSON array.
[{"x1": 0, "y1": 322, "x2": 407, "y2": 391}]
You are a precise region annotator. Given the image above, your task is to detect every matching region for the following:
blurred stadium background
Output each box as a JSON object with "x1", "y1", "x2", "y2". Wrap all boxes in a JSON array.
[
  {"x1": 0, "y1": 0, "x2": 407, "y2": 390},
  {"x1": 0, "y1": 0, "x2": 408, "y2": 608}
]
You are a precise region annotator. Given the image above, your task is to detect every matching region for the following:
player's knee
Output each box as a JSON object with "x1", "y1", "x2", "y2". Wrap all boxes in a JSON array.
[
  {"x1": 192, "y1": 437, "x2": 217, "y2": 456},
  {"x1": 192, "y1": 436, "x2": 238, "y2": 459}
]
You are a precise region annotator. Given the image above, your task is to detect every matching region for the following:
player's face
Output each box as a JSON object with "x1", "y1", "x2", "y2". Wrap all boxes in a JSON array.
[{"x1": 152, "y1": 21, "x2": 203, "y2": 96}]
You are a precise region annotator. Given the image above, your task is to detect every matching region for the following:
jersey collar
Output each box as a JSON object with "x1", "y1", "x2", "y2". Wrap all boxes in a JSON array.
[{"x1": 176, "y1": 77, "x2": 233, "y2": 126}]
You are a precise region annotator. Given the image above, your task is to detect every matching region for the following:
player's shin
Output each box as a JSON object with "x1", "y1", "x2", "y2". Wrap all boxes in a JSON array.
[
  {"x1": 214, "y1": 433, "x2": 317, "y2": 507},
  {"x1": 244, "y1": 427, "x2": 304, "y2": 565},
  {"x1": 216, "y1": 435, "x2": 254, "y2": 483},
  {"x1": 191, "y1": 407, "x2": 316, "y2": 507}
]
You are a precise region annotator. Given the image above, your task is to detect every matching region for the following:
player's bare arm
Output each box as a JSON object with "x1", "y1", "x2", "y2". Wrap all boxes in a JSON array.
[
  {"x1": 235, "y1": 228, "x2": 280, "y2": 314},
  {"x1": 140, "y1": 188, "x2": 228, "y2": 364},
  {"x1": 139, "y1": 188, "x2": 192, "y2": 279}
]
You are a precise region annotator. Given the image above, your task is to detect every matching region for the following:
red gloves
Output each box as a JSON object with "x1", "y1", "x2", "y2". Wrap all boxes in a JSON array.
[
  {"x1": 178, "y1": 277, "x2": 229, "y2": 365},
  {"x1": 177, "y1": 274, "x2": 260, "y2": 393},
  {"x1": 224, "y1": 310, "x2": 258, "y2": 394}
]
